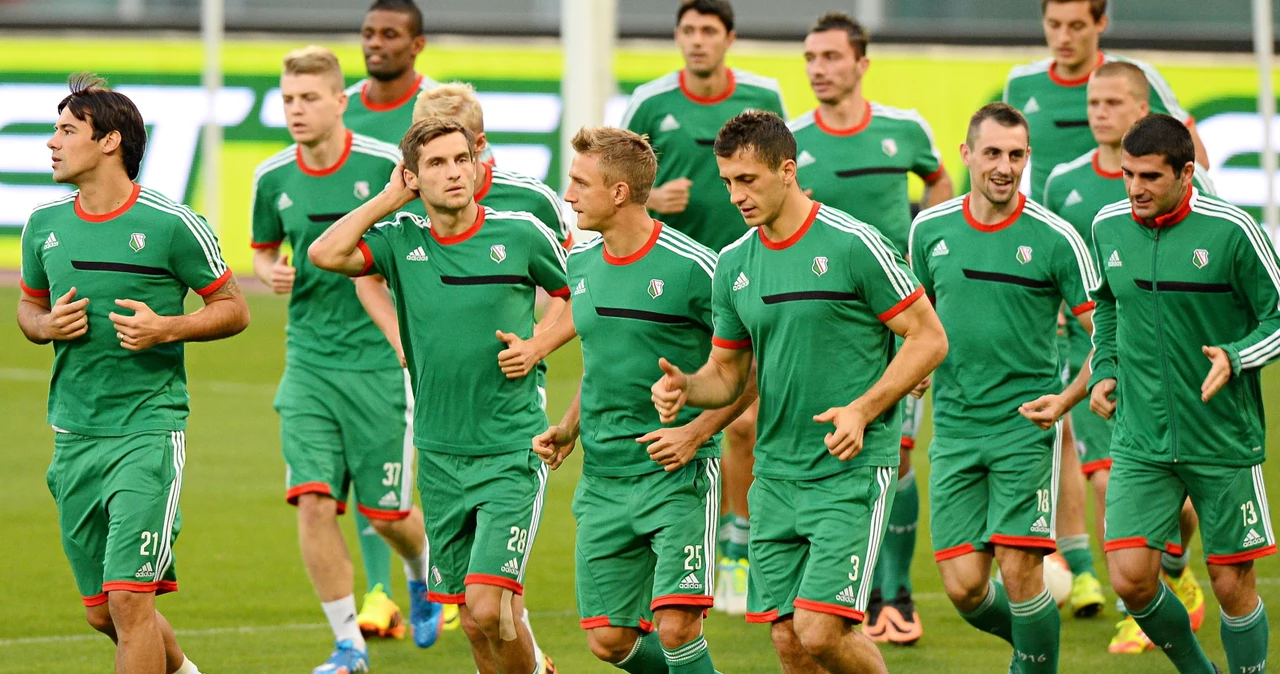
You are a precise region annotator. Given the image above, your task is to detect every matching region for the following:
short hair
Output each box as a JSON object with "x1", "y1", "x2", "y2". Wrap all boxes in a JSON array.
[
  {"x1": 809, "y1": 11, "x2": 870, "y2": 59},
  {"x1": 57, "y1": 73, "x2": 147, "y2": 180},
  {"x1": 714, "y1": 110, "x2": 796, "y2": 171},
  {"x1": 966, "y1": 102, "x2": 1029, "y2": 147},
  {"x1": 413, "y1": 82, "x2": 484, "y2": 135},
  {"x1": 368, "y1": 0, "x2": 423, "y2": 37},
  {"x1": 1041, "y1": 0, "x2": 1107, "y2": 22},
  {"x1": 677, "y1": 0, "x2": 734, "y2": 32},
  {"x1": 1121, "y1": 114, "x2": 1194, "y2": 174},
  {"x1": 399, "y1": 118, "x2": 475, "y2": 175},
  {"x1": 282, "y1": 45, "x2": 344, "y2": 91},
  {"x1": 570, "y1": 126, "x2": 657, "y2": 205},
  {"x1": 1092, "y1": 61, "x2": 1149, "y2": 102}
]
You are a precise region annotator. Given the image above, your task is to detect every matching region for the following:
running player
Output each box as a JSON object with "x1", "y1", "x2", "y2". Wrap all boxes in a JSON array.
[
  {"x1": 1042, "y1": 60, "x2": 1213, "y2": 647},
  {"x1": 18, "y1": 74, "x2": 250, "y2": 674},
  {"x1": 1089, "y1": 114, "x2": 1275, "y2": 674},
  {"x1": 250, "y1": 47, "x2": 443, "y2": 671},
  {"x1": 620, "y1": 0, "x2": 786, "y2": 613},
  {"x1": 908, "y1": 103, "x2": 1099, "y2": 673},
  {"x1": 790, "y1": 11, "x2": 953, "y2": 645},
  {"x1": 653, "y1": 110, "x2": 947, "y2": 674},
  {"x1": 308, "y1": 118, "x2": 572, "y2": 674}
]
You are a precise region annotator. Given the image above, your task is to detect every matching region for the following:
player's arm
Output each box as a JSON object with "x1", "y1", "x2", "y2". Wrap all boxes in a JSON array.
[
  {"x1": 1202, "y1": 224, "x2": 1280, "y2": 401},
  {"x1": 920, "y1": 171, "x2": 954, "y2": 210},
  {"x1": 110, "y1": 275, "x2": 250, "y2": 351},
  {"x1": 249, "y1": 173, "x2": 291, "y2": 293},
  {"x1": 309, "y1": 163, "x2": 417, "y2": 275},
  {"x1": 534, "y1": 379, "x2": 581, "y2": 470},
  {"x1": 642, "y1": 357, "x2": 758, "y2": 471},
  {"x1": 1088, "y1": 224, "x2": 1119, "y2": 419},
  {"x1": 355, "y1": 274, "x2": 405, "y2": 367},
  {"x1": 1021, "y1": 309, "x2": 1095, "y2": 428},
  {"x1": 497, "y1": 304, "x2": 576, "y2": 379},
  {"x1": 252, "y1": 247, "x2": 296, "y2": 295},
  {"x1": 18, "y1": 288, "x2": 89, "y2": 344},
  {"x1": 652, "y1": 345, "x2": 753, "y2": 423},
  {"x1": 912, "y1": 114, "x2": 952, "y2": 209}
]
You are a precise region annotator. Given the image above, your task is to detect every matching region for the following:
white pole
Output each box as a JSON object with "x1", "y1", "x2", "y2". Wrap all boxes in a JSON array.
[
  {"x1": 1253, "y1": 0, "x2": 1277, "y2": 239},
  {"x1": 201, "y1": 0, "x2": 224, "y2": 230},
  {"x1": 853, "y1": 0, "x2": 886, "y2": 32},
  {"x1": 560, "y1": 0, "x2": 616, "y2": 241}
]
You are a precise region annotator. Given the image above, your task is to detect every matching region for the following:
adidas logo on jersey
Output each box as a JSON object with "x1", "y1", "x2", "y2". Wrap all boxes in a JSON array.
[
  {"x1": 797, "y1": 150, "x2": 817, "y2": 168},
  {"x1": 573, "y1": 279, "x2": 586, "y2": 296},
  {"x1": 659, "y1": 114, "x2": 681, "y2": 132},
  {"x1": 135, "y1": 561, "x2": 155, "y2": 579},
  {"x1": 1243, "y1": 528, "x2": 1266, "y2": 548},
  {"x1": 836, "y1": 585, "x2": 858, "y2": 604},
  {"x1": 378, "y1": 490, "x2": 399, "y2": 507},
  {"x1": 1024, "y1": 97, "x2": 1040, "y2": 114},
  {"x1": 501, "y1": 558, "x2": 521, "y2": 575},
  {"x1": 406, "y1": 246, "x2": 429, "y2": 261},
  {"x1": 1064, "y1": 190, "x2": 1083, "y2": 207},
  {"x1": 732, "y1": 272, "x2": 750, "y2": 291},
  {"x1": 277, "y1": 192, "x2": 293, "y2": 211},
  {"x1": 43, "y1": 232, "x2": 59, "y2": 250},
  {"x1": 1030, "y1": 516, "x2": 1050, "y2": 534},
  {"x1": 931, "y1": 240, "x2": 949, "y2": 257},
  {"x1": 1107, "y1": 250, "x2": 1122, "y2": 268},
  {"x1": 678, "y1": 573, "x2": 702, "y2": 590}
]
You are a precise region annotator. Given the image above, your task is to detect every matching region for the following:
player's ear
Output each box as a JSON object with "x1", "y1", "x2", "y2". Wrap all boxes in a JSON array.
[
  {"x1": 99, "y1": 129, "x2": 122, "y2": 155},
  {"x1": 725, "y1": 30, "x2": 736, "y2": 49},
  {"x1": 337, "y1": 91, "x2": 349, "y2": 115},
  {"x1": 614, "y1": 181, "x2": 630, "y2": 207},
  {"x1": 474, "y1": 132, "x2": 488, "y2": 154},
  {"x1": 411, "y1": 34, "x2": 426, "y2": 56},
  {"x1": 780, "y1": 158, "x2": 797, "y2": 184},
  {"x1": 404, "y1": 169, "x2": 420, "y2": 192},
  {"x1": 1179, "y1": 161, "x2": 1195, "y2": 186},
  {"x1": 1095, "y1": 13, "x2": 1109, "y2": 34}
]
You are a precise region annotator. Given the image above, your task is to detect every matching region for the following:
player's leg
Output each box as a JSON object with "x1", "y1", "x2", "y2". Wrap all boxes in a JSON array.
[
  {"x1": 107, "y1": 591, "x2": 163, "y2": 674},
  {"x1": 1060, "y1": 407, "x2": 1108, "y2": 618},
  {"x1": 716, "y1": 401, "x2": 756, "y2": 615},
  {"x1": 744, "y1": 476, "x2": 815, "y2": 671},
  {"x1": 1162, "y1": 499, "x2": 1206, "y2": 631},
  {"x1": 352, "y1": 507, "x2": 399, "y2": 637},
  {"x1": 875, "y1": 442, "x2": 923, "y2": 645},
  {"x1": 768, "y1": 618, "x2": 824, "y2": 674},
  {"x1": 84, "y1": 603, "x2": 196, "y2": 674}
]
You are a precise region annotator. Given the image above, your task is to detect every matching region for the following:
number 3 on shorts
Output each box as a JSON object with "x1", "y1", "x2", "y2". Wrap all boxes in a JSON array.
[{"x1": 849, "y1": 554, "x2": 861, "y2": 582}]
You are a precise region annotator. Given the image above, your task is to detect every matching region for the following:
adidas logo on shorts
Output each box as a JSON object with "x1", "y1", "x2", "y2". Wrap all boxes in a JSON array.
[
  {"x1": 1030, "y1": 516, "x2": 1050, "y2": 534},
  {"x1": 678, "y1": 573, "x2": 702, "y2": 590},
  {"x1": 378, "y1": 490, "x2": 399, "y2": 507},
  {"x1": 135, "y1": 561, "x2": 155, "y2": 579},
  {"x1": 501, "y1": 558, "x2": 520, "y2": 575},
  {"x1": 406, "y1": 246, "x2": 429, "y2": 262},
  {"x1": 836, "y1": 585, "x2": 857, "y2": 604},
  {"x1": 732, "y1": 272, "x2": 749, "y2": 291},
  {"x1": 1243, "y1": 528, "x2": 1265, "y2": 548}
]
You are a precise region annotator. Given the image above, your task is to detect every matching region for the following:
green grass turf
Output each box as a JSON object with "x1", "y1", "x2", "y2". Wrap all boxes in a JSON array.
[{"x1": 0, "y1": 289, "x2": 1276, "y2": 673}]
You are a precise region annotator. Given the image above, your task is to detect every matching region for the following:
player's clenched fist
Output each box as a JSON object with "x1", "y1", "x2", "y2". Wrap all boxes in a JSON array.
[
  {"x1": 109, "y1": 299, "x2": 169, "y2": 351},
  {"x1": 41, "y1": 287, "x2": 90, "y2": 341},
  {"x1": 814, "y1": 403, "x2": 869, "y2": 461},
  {"x1": 270, "y1": 254, "x2": 296, "y2": 294},
  {"x1": 651, "y1": 357, "x2": 689, "y2": 423},
  {"x1": 646, "y1": 178, "x2": 692, "y2": 215},
  {"x1": 1089, "y1": 378, "x2": 1117, "y2": 420},
  {"x1": 496, "y1": 330, "x2": 542, "y2": 379},
  {"x1": 532, "y1": 425, "x2": 577, "y2": 470}
]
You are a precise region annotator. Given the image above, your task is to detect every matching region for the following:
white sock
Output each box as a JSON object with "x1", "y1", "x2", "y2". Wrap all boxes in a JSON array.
[
  {"x1": 523, "y1": 608, "x2": 544, "y2": 665},
  {"x1": 173, "y1": 658, "x2": 199, "y2": 674},
  {"x1": 321, "y1": 595, "x2": 366, "y2": 651},
  {"x1": 403, "y1": 546, "x2": 428, "y2": 582}
]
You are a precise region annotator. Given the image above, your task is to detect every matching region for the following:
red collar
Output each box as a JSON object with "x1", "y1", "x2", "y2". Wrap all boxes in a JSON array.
[
  {"x1": 431, "y1": 205, "x2": 485, "y2": 245},
  {"x1": 297, "y1": 130, "x2": 352, "y2": 177},
  {"x1": 963, "y1": 193, "x2": 1026, "y2": 232},
  {"x1": 760, "y1": 202, "x2": 821, "y2": 250},
  {"x1": 680, "y1": 68, "x2": 735, "y2": 105},
  {"x1": 604, "y1": 220, "x2": 662, "y2": 265},
  {"x1": 75, "y1": 182, "x2": 141, "y2": 222},
  {"x1": 1092, "y1": 150, "x2": 1122, "y2": 179},
  {"x1": 1132, "y1": 187, "x2": 1194, "y2": 229},
  {"x1": 814, "y1": 100, "x2": 872, "y2": 137},
  {"x1": 1048, "y1": 52, "x2": 1105, "y2": 87},
  {"x1": 361, "y1": 74, "x2": 424, "y2": 112},
  {"x1": 474, "y1": 162, "x2": 494, "y2": 202}
]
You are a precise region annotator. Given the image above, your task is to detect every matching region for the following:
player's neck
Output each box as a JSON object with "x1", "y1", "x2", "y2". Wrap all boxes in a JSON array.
[
  {"x1": 817, "y1": 90, "x2": 868, "y2": 130},
  {"x1": 74, "y1": 168, "x2": 136, "y2": 215},
  {"x1": 761, "y1": 189, "x2": 816, "y2": 243},
  {"x1": 683, "y1": 65, "x2": 731, "y2": 100},
  {"x1": 365, "y1": 70, "x2": 419, "y2": 105},
  {"x1": 428, "y1": 200, "x2": 480, "y2": 237},
  {"x1": 600, "y1": 207, "x2": 656, "y2": 259},
  {"x1": 967, "y1": 190, "x2": 1021, "y2": 225},
  {"x1": 300, "y1": 126, "x2": 349, "y2": 171},
  {"x1": 1096, "y1": 143, "x2": 1123, "y2": 173},
  {"x1": 1053, "y1": 49, "x2": 1100, "y2": 81}
]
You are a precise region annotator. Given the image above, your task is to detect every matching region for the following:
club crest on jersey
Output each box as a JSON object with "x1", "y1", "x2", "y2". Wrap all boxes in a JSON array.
[
  {"x1": 1016, "y1": 246, "x2": 1033, "y2": 265},
  {"x1": 812, "y1": 256, "x2": 829, "y2": 276},
  {"x1": 129, "y1": 233, "x2": 146, "y2": 252},
  {"x1": 648, "y1": 279, "x2": 664, "y2": 298},
  {"x1": 881, "y1": 138, "x2": 898, "y2": 157},
  {"x1": 353, "y1": 181, "x2": 370, "y2": 200},
  {"x1": 1193, "y1": 249, "x2": 1209, "y2": 269},
  {"x1": 490, "y1": 245, "x2": 507, "y2": 263}
]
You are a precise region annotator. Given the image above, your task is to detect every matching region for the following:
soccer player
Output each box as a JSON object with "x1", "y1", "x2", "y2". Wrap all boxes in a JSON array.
[
  {"x1": 308, "y1": 118, "x2": 572, "y2": 674},
  {"x1": 653, "y1": 110, "x2": 947, "y2": 674},
  {"x1": 250, "y1": 47, "x2": 443, "y2": 671},
  {"x1": 790, "y1": 11, "x2": 953, "y2": 645},
  {"x1": 533, "y1": 126, "x2": 756, "y2": 674},
  {"x1": 1042, "y1": 60, "x2": 1214, "y2": 647},
  {"x1": 620, "y1": 0, "x2": 786, "y2": 613},
  {"x1": 908, "y1": 103, "x2": 1099, "y2": 673},
  {"x1": 18, "y1": 74, "x2": 249, "y2": 674},
  {"x1": 1089, "y1": 114, "x2": 1276, "y2": 674}
]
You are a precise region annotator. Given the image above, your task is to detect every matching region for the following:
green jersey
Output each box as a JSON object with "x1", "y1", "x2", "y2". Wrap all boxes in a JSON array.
[
  {"x1": 20, "y1": 184, "x2": 232, "y2": 436},
  {"x1": 357, "y1": 206, "x2": 570, "y2": 455},
  {"x1": 790, "y1": 101, "x2": 945, "y2": 253},
  {"x1": 1003, "y1": 53, "x2": 1190, "y2": 201},
  {"x1": 568, "y1": 222, "x2": 719, "y2": 477},
  {"x1": 251, "y1": 130, "x2": 403, "y2": 371},
  {"x1": 621, "y1": 69, "x2": 787, "y2": 252},
  {"x1": 343, "y1": 73, "x2": 439, "y2": 145},
  {"x1": 712, "y1": 202, "x2": 921, "y2": 479},
  {"x1": 908, "y1": 194, "x2": 1098, "y2": 437}
]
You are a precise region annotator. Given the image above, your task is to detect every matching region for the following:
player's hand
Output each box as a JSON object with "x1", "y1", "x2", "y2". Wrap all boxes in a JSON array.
[
  {"x1": 638, "y1": 424, "x2": 707, "y2": 472},
  {"x1": 1018, "y1": 393, "x2": 1069, "y2": 430},
  {"x1": 382, "y1": 161, "x2": 420, "y2": 209},
  {"x1": 496, "y1": 330, "x2": 542, "y2": 379},
  {"x1": 109, "y1": 299, "x2": 170, "y2": 351},
  {"x1": 814, "y1": 403, "x2": 869, "y2": 461},
  {"x1": 270, "y1": 253, "x2": 296, "y2": 294},
  {"x1": 1090, "y1": 378, "x2": 1117, "y2": 420},
  {"x1": 532, "y1": 425, "x2": 576, "y2": 470},
  {"x1": 909, "y1": 376, "x2": 932, "y2": 399},
  {"x1": 803, "y1": 188, "x2": 814, "y2": 198},
  {"x1": 651, "y1": 358, "x2": 689, "y2": 423},
  {"x1": 1200, "y1": 345, "x2": 1232, "y2": 402},
  {"x1": 41, "y1": 287, "x2": 90, "y2": 341},
  {"x1": 647, "y1": 178, "x2": 692, "y2": 214}
]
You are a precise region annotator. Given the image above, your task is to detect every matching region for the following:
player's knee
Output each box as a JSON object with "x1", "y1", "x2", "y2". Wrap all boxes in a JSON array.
[
  {"x1": 725, "y1": 411, "x2": 756, "y2": 446},
  {"x1": 1109, "y1": 568, "x2": 1159, "y2": 606},
  {"x1": 941, "y1": 573, "x2": 989, "y2": 612},
  {"x1": 295, "y1": 493, "x2": 337, "y2": 524},
  {"x1": 107, "y1": 591, "x2": 156, "y2": 631},
  {"x1": 84, "y1": 604, "x2": 115, "y2": 636},
  {"x1": 769, "y1": 620, "x2": 806, "y2": 661},
  {"x1": 586, "y1": 627, "x2": 637, "y2": 664},
  {"x1": 458, "y1": 605, "x2": 486, "y2": 643},
  {"x1": 463, "y1": 596, "x2": 503, "y2": 639},
  {"x1": 791, "y1": 610, "x2": 842, "y2": 659},
  {"x1": 655, "y1": 613, "x2": 701, "y2": 649},
  {"x1": 1207, "y1": 561, "x2": 1254, "y2": 611}
]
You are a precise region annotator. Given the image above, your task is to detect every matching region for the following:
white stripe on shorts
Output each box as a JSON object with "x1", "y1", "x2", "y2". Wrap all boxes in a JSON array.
[{"x1": 856, "y1": 466, "x2": 895, "y2": 611}]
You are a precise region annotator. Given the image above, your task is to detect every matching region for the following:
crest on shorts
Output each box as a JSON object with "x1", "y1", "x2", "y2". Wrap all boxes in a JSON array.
[
  {"x1": 129, "y1": 233, "x2": 146, "y2": 252},
  {"x1": 1016, "y1": 245, "x2": 1033, "y2": 264},
  {"x1": 490, "y1": 244, "x2": 506, "y2": 263},
  {"x1": 882, "y1": 138, "x2": 898, "y2": 157},
  {"x1": 353, "y1": 180, "x2": 370, "y2": 199},
  {"x1": 812, "y1": 256, "x2": 829, "y2": 276},
  {"x1": 648, "y1": 279, "x2": 664, "y2": 298},
  {"x1": 1193, "y1": 248, "x2": 1209, "y2": 269}
]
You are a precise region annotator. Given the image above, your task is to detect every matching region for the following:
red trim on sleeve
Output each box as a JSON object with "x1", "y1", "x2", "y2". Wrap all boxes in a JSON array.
[
  {"x1": 75, "y1": 183, "x2": 140, "y2": 222},
  {"x1": 878, "y1": 286, "x2": 925, "y2": 323},
  {"x1": 680, "y1": 68, "x2": 735, "y2": 105},
  {"x1": 1071, "y1": 300, "x2": 1096, "y2": 316},
  {"x1": 19, "y1": 279, "x2": 50, "y2": 298},
  {"x1": 1081, "y1": 458, "x2": 1112, "y2": 476},
  {"x1": 465, "y1": 573, "x2": 524, "y2": 595},
  {"x1": 194, "y1": 268, "x2": 232, "y2": 297},
  {"x1": 963, "y1": 193, "x2": 1026, "y2": 232},
  {"x1": 814, "y1": 101, "x2": 872, "y2": 137},
  {"x1": 250, "y1": 240, "x2": 283, "y2": 250},
  {"x1": 356, "y1": 241, "x2": 375, "y2": 277},
  {"x1": 793, "y1": 598, "x2": 865, "y2": 623},
  {"x1": 604, "y1": 220, "x2": 662, "y2": 265},
  {"x1": 921, "y1": 164, "x2": 947, "y2": 185},
  {"x1": 432, "y1": 206, "x2": 486, "y2": 245},
  {"x1": 82, "y1": 593, "x2": 109, "y2": 607},
  {"x1": 428, "y1": 591, "x2": 466, "y2": 604},
  {"x1": 361, "y1": 74, "x2": 424, "y2": 112},
  {"x1": 1047, "y1": 52, "x2": 1104, "y2": 87},
  {"x1": 651, "y1": 594, "x2": 715, "y2": 610},
  {"x1": 900, "y1": 437, "x2": 916, "y2": 451},
  {"x1": 712, "y1": 336, "x2": 752, "y2": 350},
  {"x1": 297, "y1": 130, "x2": 353, "y2": 177},
  {"x1": 1207, "y1": 545, "x2": 1276, "y2": 565},
  {"x1": 356, "y1": 504, "x2": 412, "y2": 521},
  {"x1": 745, "y1": 609, "x2": 780, "y2": 624},
  {"x1": 759, "y1": 202, "x2": 820, "y2": 250},
  {"x1": 934, "y1": 542, "x2": 977, "y2": 562},
  {"x1": 546, "y1": 286, "x2": 571, "y2": 299},
  {"x1": 102, "y1": 580, "x2": 179, "y2": 595},
  {"x1": 1103, "y1": 536, "x2": 1151, "y2": 553},
  {"x1": 988, "y1": 534, "x2": 1056, "y2": 551}
]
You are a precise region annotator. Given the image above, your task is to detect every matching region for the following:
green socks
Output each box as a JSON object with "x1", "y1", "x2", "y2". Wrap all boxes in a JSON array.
[
  {"x1": 1128, "y1": 583, "x2": 1213, "y2": 672},
  {"x1": 1009, "y1": 589, "x2": 1060, "y2": 673},
  {"x1": 1057, "y1": 534, "x2": 1095, "y2": 577},
  {"x1": 723, "y1": 516, "x2": 750, "y2": 562},
  {"x1": 960, "y1": 580, "x2": 1015, "y2": 645},
  {"x1": 663, "y1": 635, "x2": 716, "y2": 673},
  {"x1": 616, "y1": 632, "x2": 667, "y2": 674},
  {"x1": 874, "y1": 468, "x2": 919, "y2": 597},
  {"x1": 354, "y1": 510, "x2": 394, "y2": 598},
  {"x1": 1221, "y1": 599, "x2": 1268, "y2": 674},
  {"x1": 1160, "y1": 549, "x2": 1190, "y2": 578}
]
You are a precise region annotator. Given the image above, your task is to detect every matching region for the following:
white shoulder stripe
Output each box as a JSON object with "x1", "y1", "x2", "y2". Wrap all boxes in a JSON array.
[
  {"x1": 491, "y1": 172, "x2": 570, "y2": 236},
  {"x1": 491, "y1": 208, "x2": 568, "y2": 268},
  {"x1": 29, "y1": 192, "x2": 78, "y2": 215},
  {"x1": 657, "y1": 225, "x2": 718, "y2": 265},
  {"x1": 788, "y1": 111, "x2": 816, "y2": 132},
  {"x1": 1024, "y1": 200, "x2": 1100, "y2": 289},
  {"x1": 620, "y1": 72, "x2": 680, "y2": 129},
  {"x1": 719, "y1": 227, "x2": 757, "y2": 256},
  {"x1": 655, "y1": 238, "x2": 714, "y2": 278},
  {"x1": 908, "y1": 199, "x2": 963, "y2": 266},
  {"x1": 569, "y1": 236, "x2": 604, "y2": 256},
  {"x1": 817, "y1": 207, "x2": 915, "y2": 299},
  {"x1": 136, "y1": 193, "x2": 226, "y2": 277},
  {"x1": 1193, "y1": 197, "x2": 1280, "y2": 367}
]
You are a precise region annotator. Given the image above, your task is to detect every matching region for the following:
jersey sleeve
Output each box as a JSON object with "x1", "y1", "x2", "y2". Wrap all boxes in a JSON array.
[
  {"x1": 908, "y1": 115, "x2": 945, "y2": 183},
  {"x1": 687, "y1": 252, "x2": 717, "y2": 333},
  {"x1": 19, "y1": 216, "x2": 49, "y2": 297},
  {"x1": 358, "y1": 222, "x2": 396, "y2": 278},
  {"x1": 249, "y1": 172, "x2": 284, "y2": 249},
  {"x1": 1050, "y1": 220, "x2": 1098, "y2": 315},
  {"x1": 1042, "y1": 167, "x2": 1065, "y2": 214},
  {"x1": 850, "y1": 227, "x2": 925, "y2": 322},
  {"x1": 619, "y1": 92, "x2": 650, "y2": 134},
  {"x1": 906, "y1": 217, "x2": 934, "y2": 298},
  {"x1": 1087, "y1": 221, "x2": 1118, "y2": 388},
  {"x1": 170, "y1": 211, "x2": 232, "y2": 296},
  {"x1": 528, "y1": 184, "x2": 574, "y2": 248},
  {"x1": 1219, "y1": 214, "x2": 1280, "y2": 374},
  {"x1": 526, "y1": 217, "x2": 570, "y2": 298},
  {"x1": 710, "y1": 258, "x2": 750, "y2": 349}
]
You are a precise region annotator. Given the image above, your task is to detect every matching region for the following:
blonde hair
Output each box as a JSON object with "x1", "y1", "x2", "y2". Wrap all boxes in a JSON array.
[
  {"x1": 413, "y1": 82, "x2": 485, "y2": 135},
  {"x1": 1092, "y1": 61, "x2": 1150, "y2": 104},
  {"x1": 282, "y1": 45, "x2": 344, "y2": 92},
  {"x1": 570, "y1": 126, "x2": 657, "y2": 205}
]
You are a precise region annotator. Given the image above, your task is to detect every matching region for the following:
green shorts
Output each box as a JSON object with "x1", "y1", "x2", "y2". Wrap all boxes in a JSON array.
[
  {"x1": 929, "y1": 423, "x2": 1061, "y2": 560},
  {"x1": 1104, "y1": 454, "x2": 1276, "y2": 564},
  {"x1": 419, "y1": 450, "x2": 548, "y2": 603},
  {"x1": 274, "y1": 363, "x2": 412, "y2": 520},
  {"x1": 46, "y1": 430, "x2": 185, "y2": 606},
  {"x1": 573, "y1": 459, "x2": 720, "y2": 631},
  {"x1": 1063, "y1": 362, "x2": 1114, "y2": 476},
  {"x1": 745, "y1": 467, "x2": 897, "y2": 625}
]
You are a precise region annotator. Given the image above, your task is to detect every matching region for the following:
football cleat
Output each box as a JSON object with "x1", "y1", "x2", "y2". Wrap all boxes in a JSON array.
[
  {"x1": 1069, "y1": 571, "x2": 1106, "y2": 618},
  {"x1": 541, "y1": 653, "x2": 557, "y2": 674},
  {"x1": 442, "y1": 603, "x2": 461, "y2": 631},
  {"x1": 1108, "y1": 616, "x2": 1154, "y2": 654},
  {"x1": 407, "y1": 579, "x2": 444, "y2": 648},
  {"x1": 356, "y1": 584, "x2": 405, "y2": 639},
  {"x1": 882, "y1": 588, "x2": 923, "y2": 646},
  {"x1": 313, "y1": 639, "x2": 369, "y2": 674},
  {"x1": 1164, "y1": 567, "x2": 1205, "y2": 632},
  {"x1": 722, "y1": 558, "x2": 749, "y2": 616},
  {"x1": 861, "y1": 588, "x2": 890, "y2": 643}
]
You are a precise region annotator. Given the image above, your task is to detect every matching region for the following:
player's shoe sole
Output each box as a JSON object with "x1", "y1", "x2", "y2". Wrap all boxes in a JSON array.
[
  {"x1": 356, "y1": 585, "x2": 406, "y2": 639},
  {"x1": 882, "y1": 597, "x2": 923, "y2": 646},
  {"x1": 861, "y1": 589, "x2": 890, "y2": 643},
  {"x1": 1070, "y1": 572, "x2": 1106, "y2": 619},
  {"x1": 1108, "y1": 616, "x2": 1154, "y2": 654},
  {"x1": 313, "y1": 639, "x2": 370, "y2": 674},
  {"x1": 1164, "y1": 568, "x2": 1205, "y2": 632}
]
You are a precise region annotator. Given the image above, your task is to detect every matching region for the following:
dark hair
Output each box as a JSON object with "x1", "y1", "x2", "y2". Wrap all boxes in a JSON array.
[
  {"x1": 966, "y1": 102, "x2": 1029, "y2": 147},
  {"x1": 57, "y1": 73, "x2": 147, "y2": 180},
  {"x1": 714, "y1": 110, "x2": 795, "y2": 170},
  {"x1": 368, "y1": 0, "x2": 423, "y2": 37},
  {"x1": 1121, "y1": 114, "x2": 1194, "y2": 174},
  {"x1": 677, "y1": 0, "x2": 734, "y2": 32},
  {"x1": 810, "y1": 11, "x2": 869, "y2": 59},
  {"x1": 1041, "y1": 0, "x2": 1107, "y2": 22},
  {"x1": 399, "y1": 118, "x2": 475, "y2": 175}
]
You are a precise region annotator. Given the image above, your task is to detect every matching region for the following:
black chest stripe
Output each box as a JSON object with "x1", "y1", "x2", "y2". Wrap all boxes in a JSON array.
[
  {"x1": 595, "y1": 306, "x2": 693, "y2": 325},
  {"x1": 440, "y1": 275, "x2": 531, "y2": 286},
  {"x1": 761, "y1": 291, "x2": 861, "y2": 304},
  {"x1": 834, "y1": 167, "x2": 909, "y2": 178},
  {"x1": 306, "y1": 213, "x2": 347, "y2": 223},
  {"x1": 694, "y1": 139, "x2": 716, "y2": 146},
  {"x1": 962, "y1": 269, "x2": 1054, "y2": 289},
  {"x1": 1053, "y1": 119, "x2": 1090, "y2": 129},
  {"x1": 1133, "y1": 279, "x2": 1232, "y2": 293},
  {"x1": 71, "y1": 260, "x2": 170, "y2": 276}
]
